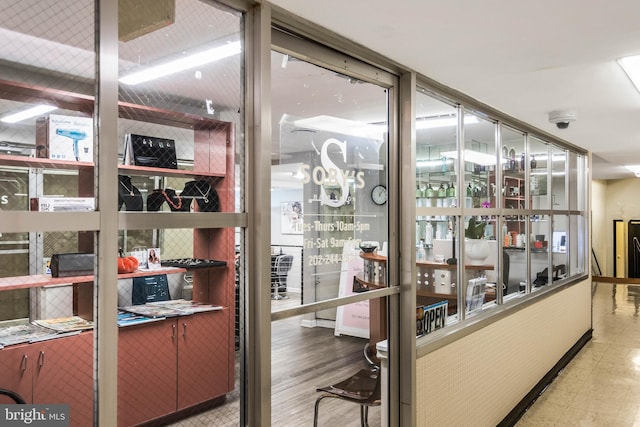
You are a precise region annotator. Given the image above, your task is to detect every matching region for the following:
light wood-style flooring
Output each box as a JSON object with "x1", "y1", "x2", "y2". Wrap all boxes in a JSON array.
[{"x1": 170, "y1": 291, "x2": 379, "y2": 426}]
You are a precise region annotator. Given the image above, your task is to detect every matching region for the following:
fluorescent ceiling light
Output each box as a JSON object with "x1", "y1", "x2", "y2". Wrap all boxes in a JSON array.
[
  {"x1": 293, "y1": 115, "x2": 384, "y2": 141},
  {"x1": 441, "y1": 149, "x2": 496, "y2": 166},
  {"x1": 416, "y1": 115, "x2": 479, "y2": 129},
  {"x1": 416, "y1": 158, "x2": 454, "y2": 168},
  {"x1": 1, "y1": 105, "x2": 57, "y2": 123},
  {"x1": 625, "y1": 164, "x2": 640, "y2": 177},
  {"x1": 618, "y1": 55, "x2": 640, "y2": 93},
  {"x1": 120, "y1": 41, "x2": 241, "y2": 85}
]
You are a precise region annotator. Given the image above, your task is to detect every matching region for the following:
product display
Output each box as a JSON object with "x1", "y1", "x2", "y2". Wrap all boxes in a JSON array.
[
  {"x1": 118, "y1": 175, "x2": 143, "y2": 211},
  {"x1": 50, "y1": 252, "x2": 94, "y2": 277},
  {"x1": 181, "y1": 180, "x2": 220, "y2": 212},
  {"x1": 123, "y1": 133, "x2": 178, "y2": 169},
  {"x1": 30, "y1": 197, "x2": 95, "y2": 212},
  {"x1": 36, "y1": 114, "x2": 94, "y2": 162}
]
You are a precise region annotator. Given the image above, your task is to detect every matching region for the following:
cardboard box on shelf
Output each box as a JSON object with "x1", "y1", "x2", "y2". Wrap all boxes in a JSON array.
[
  {"x1": 30, "y1": 197, "x2": 95, "y2": 212},
  {"x1": 36, "y1": 114, "x2": 93, "y2": 162}
]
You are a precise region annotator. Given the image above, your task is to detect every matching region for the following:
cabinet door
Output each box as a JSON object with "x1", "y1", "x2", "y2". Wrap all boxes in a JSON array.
[
  {"x1": 33, "y1": 333, "x2": 93, "y2": 427},
  {"x1": 0, "y1": 344, "x2": 33, "y2": 404},
  {"x1": 118, "y1": 320, "x2": 177, "y2": 427},
  {"x1": 177, "y1": 310, "x2": 230, "y2": 410}
]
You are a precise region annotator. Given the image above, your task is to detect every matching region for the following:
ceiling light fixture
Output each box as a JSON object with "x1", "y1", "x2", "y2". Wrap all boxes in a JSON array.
[
  {"x1": 416, "y1": 115, "x2": 479, "y2": 129},
  {"x1": 119, "y1": 41, "x2": 241, "y2": 85},
  {"x1": 293, "y1": 115, "x2": 385, "y2": 141},
  {"x1": 618, "y1": 55, "x2": 640, "y2": 93},
  {"x1": 0, "y1": 105, "x2": 57, "y2": 123},
  {"x1": 441, "y1": 149, "x2": 495, "y2": 166},
  {"x1": 624, "y1": 165, "x2": 640, "y2": 177}
]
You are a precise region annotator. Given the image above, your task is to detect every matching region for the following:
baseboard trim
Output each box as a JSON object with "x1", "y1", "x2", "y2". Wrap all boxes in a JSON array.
[{"x1": 497, "y1": 328, "x2": 593, "y2": 427}]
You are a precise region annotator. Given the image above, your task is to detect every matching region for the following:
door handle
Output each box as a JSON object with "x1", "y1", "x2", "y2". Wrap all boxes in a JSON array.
[
  {"x1": 20, "y1": 354, "x2": 28, "y2": 373},
  {"x1": 38, "y1": 351, "x2": 45, "y2": 368},
  {"x1": 172, "y1": 324, "x2": 176, "y2": 341},
  {"x1": 182, "y1": 322, "x2": 187, "y2": 338}
]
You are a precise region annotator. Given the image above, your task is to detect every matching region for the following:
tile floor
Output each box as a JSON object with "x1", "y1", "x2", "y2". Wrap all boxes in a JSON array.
[{"x1": 516, "y1": 282, "x2": 640, "y2": 426}]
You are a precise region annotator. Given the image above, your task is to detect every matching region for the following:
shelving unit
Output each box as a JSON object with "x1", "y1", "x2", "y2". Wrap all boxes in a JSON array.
[{"x1": 0, "y1": 77, "x2": 236, "y2": 425}]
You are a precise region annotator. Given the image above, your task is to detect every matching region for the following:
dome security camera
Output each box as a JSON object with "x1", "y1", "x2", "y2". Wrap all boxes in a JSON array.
[{"x1": 549, "y1": 110, "x2": 577, "y2": 129}]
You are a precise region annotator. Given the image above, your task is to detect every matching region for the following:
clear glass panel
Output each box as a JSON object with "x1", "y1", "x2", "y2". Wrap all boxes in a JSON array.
[
  {"x1": 463, "y1": 215, "x2": 498, "y2": 316},
  {"x1": 116, "y1": 1, "x2": 243, "y2": 425},
  {"x1": 0, "y1": 1, "x2": 96, "y2": 422},
  {"x1": 530, "y1": 137, "x2": 549, "y2": 210},
  {"x1": 531, "y1": 216, "x2": 552, "y2": 292},
  {"x1": 568, "y1": 151, "x2": 585, "y2": 211},
  {"x1": 571, "y1": 214, "x2": 587, "y2": 277},
  {"x1": 551, "y1": 145, "x2": 567, "y2": 211},
  {"x1": 551, "y1": 214, "x2": 568, "y2": 284},
  {"x1": 463, "y1": 114, "x2": 496, "y2": 209},
  {"x1": 271, "y1": 49, "x2": 389, "y2": 425},
  {"x1": 417, "y1": 215, "x2": 460, "y2": 324},
  {"x1": 415, "y1": 90, "x2": 460, "y2": 329}
]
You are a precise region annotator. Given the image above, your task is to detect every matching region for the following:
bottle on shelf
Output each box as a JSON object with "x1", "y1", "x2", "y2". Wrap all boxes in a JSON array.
[
  {"x1": 417, "y1": 239, "x2": 426, "y2": 261},
  {"x1": 416, "y1": 185, "x2": 423, "y2": 207},
  {"x1": 466, "y1": 183, "x2": 472, "y2": 197},
  {"x1": 447, "y1": 183, "x2": 455, "y2": 198},
  {"x1": 425, "y1": 183, "x2": 435, "y2": 198},
  {"x1": 425, "y1": 222, "x2": 433, "y2": 246},
  {"x1": 437, "y1": 183, "x2": 446, "y2": 198}
]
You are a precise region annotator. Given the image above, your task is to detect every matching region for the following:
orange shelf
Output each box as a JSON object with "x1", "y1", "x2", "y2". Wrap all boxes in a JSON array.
[{"x1": 0, "y1": 267, "x2": 186, "y2": 291}]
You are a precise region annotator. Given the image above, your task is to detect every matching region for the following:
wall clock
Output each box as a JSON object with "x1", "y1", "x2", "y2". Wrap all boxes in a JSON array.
[{"x1": 371, "y1": 184, "x2": 387, "y2": 205}]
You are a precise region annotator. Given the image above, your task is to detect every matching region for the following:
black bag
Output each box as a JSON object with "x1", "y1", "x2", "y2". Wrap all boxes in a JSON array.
[
  {"x1": 51, "y1": 253, "x2": 94, "y2": 278},
  {"x1": 124, "y1": 134, "x2": 178, "y2": 169}
]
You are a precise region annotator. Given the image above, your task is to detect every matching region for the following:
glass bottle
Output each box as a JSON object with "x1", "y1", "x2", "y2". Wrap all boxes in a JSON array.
[
  {"x1": 437, "y1": 183, "x2": 446, "y2": 198},
  {"x1": 447, "y1": 183, "x2": 455, "y2": 198}
]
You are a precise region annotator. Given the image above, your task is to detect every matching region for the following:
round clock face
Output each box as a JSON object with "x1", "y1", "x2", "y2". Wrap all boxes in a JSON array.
[{"x1": 371, "y1": 185, "x2": 387, "y2": 205}]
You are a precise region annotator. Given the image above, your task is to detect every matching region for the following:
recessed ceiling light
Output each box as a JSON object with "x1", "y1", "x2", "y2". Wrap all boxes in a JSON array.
[{"x1": 618, "y1": 55, "x2": 640, "y2": 93}]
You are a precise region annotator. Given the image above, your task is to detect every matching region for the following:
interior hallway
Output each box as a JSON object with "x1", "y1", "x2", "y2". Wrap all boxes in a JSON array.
[{"x1": 516, "y1": 282, "x2": 640, "y2": 426}]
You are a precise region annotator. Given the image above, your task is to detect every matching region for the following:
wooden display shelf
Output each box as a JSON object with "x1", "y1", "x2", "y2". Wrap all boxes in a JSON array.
[
  {"x1": 0, "y1": 267, "x2": 186, "y2": 291},
  {"x1": 0, "y1": 153, "x2": 93, "y2": 171},
  {"x1": 0, "y1": 153, "x2": 225, "y2": 179}
]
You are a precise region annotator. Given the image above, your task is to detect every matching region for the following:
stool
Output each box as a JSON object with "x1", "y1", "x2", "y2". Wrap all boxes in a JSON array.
[{"x1": 313, "y1": 366, "x2": 381, "y2": 427}]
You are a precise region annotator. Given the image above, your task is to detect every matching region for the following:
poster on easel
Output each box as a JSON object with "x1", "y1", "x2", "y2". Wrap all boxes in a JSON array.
[{"x1": 335, "y1": 240, "x2": 370, "y2": 339}]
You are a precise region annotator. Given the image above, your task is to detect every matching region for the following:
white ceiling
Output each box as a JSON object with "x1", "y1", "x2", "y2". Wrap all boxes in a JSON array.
[{"x1": 270, "y1": 0, "x2": 640, "y2": 180}]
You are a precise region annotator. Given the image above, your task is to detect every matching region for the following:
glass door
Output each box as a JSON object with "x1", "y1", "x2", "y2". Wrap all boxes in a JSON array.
[{"x1": 270, "y1": 35, "x2": 395, "y2": 426}]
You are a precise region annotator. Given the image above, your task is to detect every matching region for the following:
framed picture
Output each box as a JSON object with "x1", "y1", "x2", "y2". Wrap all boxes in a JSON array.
[{"x1": 281, "y1": 201, "x2": 303, "y2": 234}]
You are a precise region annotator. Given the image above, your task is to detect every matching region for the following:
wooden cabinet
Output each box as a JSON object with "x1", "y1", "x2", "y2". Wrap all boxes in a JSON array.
[
  {"x1": 118, "y1": 320, "x2": 178, "y2": 427},
  {"x1": 0, "y1": 343, "x2": 33, "y2": 404},
  {"x1": 118, "y1": 310, "x2": 229, "y2": 426},
  {"x1": 0, "y1": 333, "x2": 93, "y2": 427},
  {"x1": 177, "y1": 310, "x2": 230, "y2": 409}
]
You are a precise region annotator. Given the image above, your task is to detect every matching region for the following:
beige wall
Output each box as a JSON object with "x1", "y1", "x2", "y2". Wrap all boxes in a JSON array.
[
  {"x1": 592, "y1": 178, "x2": 640, "y2": 277},
  {"x1": 416, "y1": 279, "x2": 591, "y2": 426}
]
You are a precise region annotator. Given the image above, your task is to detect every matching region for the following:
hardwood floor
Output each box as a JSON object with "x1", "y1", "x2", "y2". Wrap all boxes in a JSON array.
[{"x1": 170, "y1": 291, "x2": 379, "y2": 426}]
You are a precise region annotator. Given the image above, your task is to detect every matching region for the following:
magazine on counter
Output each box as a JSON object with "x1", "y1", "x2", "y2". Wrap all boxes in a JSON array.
[
  {"x1": 0, "y1": 324, "x2": 59, "y2": 346},
  {"x1": 33, "y1": 316, "x2": 94, "y2": 332},
  {"x1": 120, "y1": 299, "x2": 222, "y2": 318},
  {"x1": 117, "y1": 311, "x2": 166, "y2": 327}
]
